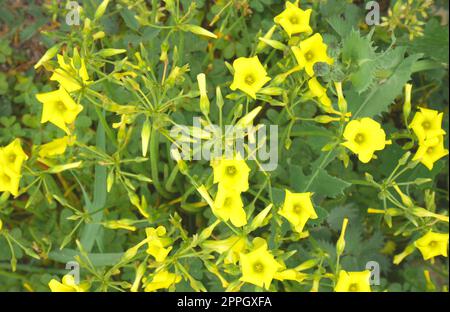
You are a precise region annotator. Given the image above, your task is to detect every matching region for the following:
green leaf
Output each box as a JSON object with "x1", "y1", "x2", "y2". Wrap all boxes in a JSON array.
[
  {"x1": 80, "y1": 112, "x2": 107, "y2": 252},
  {"x1": 48, "y1": 249, "x2": 123, "y2": 267},
  {"x1": 408, "y1": 18, "x2": 449, "y2": 64},
  {"x1": 120, "y1": 7, "x2": 139, "y2": 31},
  {"x1": 342, "y1": 30, "x2": 376, "y2": 64},
  {"x1": 290, "y1": 159, "x2": 350, "y2": 197},
  {"x1": 349, "y1": 53, "x2": 422, "y2": 118},
  {"x1": 327, "y1": 205, "x2": 358, "y2": 231},
  {"x1": 341, "y1": 30, "x2": 377, "y2": 93},
  {"x1": 327, "y1": 4, "x2": 361, "y2": 38}
]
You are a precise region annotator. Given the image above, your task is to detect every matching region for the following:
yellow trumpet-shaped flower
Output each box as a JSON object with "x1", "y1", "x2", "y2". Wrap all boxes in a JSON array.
[
  {"x1": 335, "y1": 270, "x2": 371, "y2": 292},
  {"x1": 230, "y1": 56, "x2": 271, "y2": 99},
  {"x1": 279, "y1": 189, "x2": 317, "y2": 234},
  {"x1": 342, "y1": 118, "x2": 391, "y2": 163},
  {"x1": 308, "y1": 77, "x2": 331, "y2": 107},
  {"x1": 274, "y1": 269, "x2": 308, "y2": 283},
  {"x1": 36, "y1": 87, "x2": 83, "y2": 134},
  {"x1": 412, "y1": 135, "x2": 448, "y2": 170},
  {"x1": 212, "y1": 156, "x2": 250, "y2": 192},
  {"x1": 0, "y1": 139, "x2": 27, "y2": 197},
  {"x1": 50, "y1": 54, "x2": 90, "y2": 92},
  {"x1": 145, "y1": 226, "x2": 172, "y2": 262},
  {"x1": 144, "y1": 270, "x2": 181, "y2": 292},
  {"x1": 274, "y1": 1, "x2": 312, "y2": 37},
  {"x1": 0, "y1": 168, "x2": 20, "y2": 197},
  {"x1": 0, "y1": 138, "x2": 28, "y2": 174},
  {"x1": 292, "y1": 33, "x2": 333, "y2": 76},
  {"x1": 48, "y1": 275, "x2": 89, "y2": 292},
  {"x1": 239, "y1": 238, "x2": 281, "y2": 289},
  {"x1": 213, "y1": 186, "x2": 247, "y2": 227},
  {"x1": 409, "y1": 107, "x2": 445, "y2": 142},
  {"x1": 202, "y1": 235, "x2": 247, "y2": 264},
  {"x1": 414, "y1": 231, "x2": 449, "y2": 261},
  {"x1": 393, "y1": 243, "x2": 416, "y2": 265},
  {"x1": 39, "y1": 136, "x2": 75, "y2": 158}
]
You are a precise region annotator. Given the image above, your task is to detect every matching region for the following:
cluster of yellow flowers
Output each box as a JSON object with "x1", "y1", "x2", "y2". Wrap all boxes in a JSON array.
[
  {"x1": 141, "y1": 226, "x2": 181, "y2": 292},
  {"x1": 35, "y1": 50, "x2": 86, "y2": 160},
  {"x1": 223, "y1": 1, "x2": 374, "y2": 291},
  {"x1": 127, "y1": 225, "x2": 180, "y2": 292},
  {"x1": 7, "y1": 0, "x2": 448, "y2": 293},
  {"x1": 211, "y1": 156, "x2": 250, "y2": 227},
  {"x1": 0, "y1": 51, "x2": 85, "y2": 199},
  {"x1": 410, "y1": 107, "x2": 449, "y2": 170},
  {"x1": 0, "y1": 139, "x2": 28, "y2": 197}
]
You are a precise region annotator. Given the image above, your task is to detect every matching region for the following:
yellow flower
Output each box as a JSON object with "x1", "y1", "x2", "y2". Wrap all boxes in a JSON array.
[
  {"x1": 0, "y1": 169, "x2": 20, "y2": 197},
  {"x1": 212, "y1": 156, "x2": 250, "y2": 192},
  {"x1": 0, "y1": 138, "x2": 28, "y2": 174},
  {"x1": 278, "y1": 189, "x2": 318, "y2": 234},
  {"x1": 144, "y1": 270, "x2": 181, "y2": 292},
  {"x1": 342, "y1": 118, "x2": 391, "y2": 163},
  {"x1": 230, "y1": 56, "x2": 271, "y2": 99},
  {"x1": 202, "y1": 235, "x2": 247, "y2": 264},
  {"x1": 213, "y1": 186, "x2": 247, "y2": 227},
  {"x1": 335, "y1": 270, "x2": 371, "y2": 292},
  {"x1": 412, "y1": 135, "x2": 448, "y2": 170},
  {"x1": 38, "y1": 136, "x2": 74, "y2": 158},
  {"x1": 239, "y1": 238, "x2": 281, "y2": 289},
  {"x1": 409, "y1": 107, "x2": 445, "y2": 142},
  {"x1": 145, "y1": 226, "x2": 172, "y2": 262},
  {"x1": 0, "y1": 139, "x2": 26, "y2": 197},
  {"x1": 0, "y1": 218, "x2": 3, "y2": 231},
  {"x1": 50, "y1": 54, "x2": 90, "y2": 92},
  {"x1": 292, "y1": 33, "x2": 333, "y2": 76},
  {"x1": 274, "y1": 1, "x2": 312, "y2": 38},
  {"x1": 48, "y1": 275, "x2": 89, "y2": 292},
  {"x1": 308, "y1": 77, "x2": 331, "y2": 107},
  {"x1": 414, "y1": 231, "x2": 448, "y2": 261},
  {"x1": 36, "y1": 87, "x2": 83, "y2": 134}
]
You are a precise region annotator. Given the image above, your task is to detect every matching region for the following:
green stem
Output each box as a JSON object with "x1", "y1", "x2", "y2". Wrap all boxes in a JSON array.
[{"x1": 150, "y1": 130, "x2": 172, "y2": 199}]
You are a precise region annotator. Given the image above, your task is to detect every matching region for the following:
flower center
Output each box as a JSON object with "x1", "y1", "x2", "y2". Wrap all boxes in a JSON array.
[
  {"x1": 8, "y1": 153, "x2": 16, "y2": 164},
  {"x1": 304, "y1": 51, "x2": 314, "y2": 62},
  {"x1": 253, "y1": 261, "x2": 264, "y2": 273},
  {"x1": 349, "y1": 283, "x2": 359, "y2": 291},
  {"x1": 56, "y1": 101, "x2": 67, "y2": 113},
  {"x1": 289, "y1": 15, "x2": 299, "y2": 24},
  {"x1": 226, "y1": 165, "x2": 237, "y2": 176},
  {"x1": 354, "y1": 133, "x2": 365, "y2": 144},
  {"x1": 293, "y1": 203, "x2": 302, "y2": 213},
  {"x1": 245, "y1": 75, "x2": 255, "y2": 86},
  {"x1": 427, "y1": 147, "x2": 434, "y2": 154},
  {"x1": 223, "y1": 197, "x2": 233, "y2": 207},
  {"x1": 0, "y1": 173, "x2": 11, "y2": 184},
  {"x1": 429, "y1": 241, "x2": 437, "y2": 248},
  {"x1": 422, "y1": 120, "x2": 431, "y2": 130}
]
